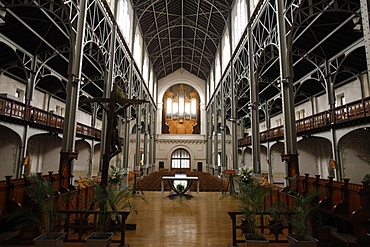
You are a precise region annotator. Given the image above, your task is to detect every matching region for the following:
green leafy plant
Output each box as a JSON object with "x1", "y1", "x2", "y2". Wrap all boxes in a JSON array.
[
  {"x1": 225, "y1": 168, "x2": 271, "y2": 240},
  {"x1": 270, "y1": 189, "x2": 321, "y2": 241},
  {"x1": 13, "y1": 174, "x2": 63, "y2": 234},
  {"x1": 363, "y1": 173, "x2": 370, "y2": 183},
  {"x1": 92, "y1": 183, "x2": 146, "y2": 233}
]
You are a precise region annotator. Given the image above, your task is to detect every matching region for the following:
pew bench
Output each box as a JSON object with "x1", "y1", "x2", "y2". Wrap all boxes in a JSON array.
[
  {"x1": 324, "y1": 226, "x2": 357, "y2": 246},
  {"x1": 0, "y1": 206, "x2": 22, "y2": 244},
  {"x1": 0, "y1": 230, "x2": 19, "y2": 243},
  {"x1": 318, "y1": 203, "x2": 370, "y2": 246}
]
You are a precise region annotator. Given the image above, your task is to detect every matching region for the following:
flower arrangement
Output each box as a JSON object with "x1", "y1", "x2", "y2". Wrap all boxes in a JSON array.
[
  {"x1": 239, "y1": 167, "x2": 253, "y2": 187},
  {"x1": 108, "y1": 165, "x2": 125, "y2": 185}
]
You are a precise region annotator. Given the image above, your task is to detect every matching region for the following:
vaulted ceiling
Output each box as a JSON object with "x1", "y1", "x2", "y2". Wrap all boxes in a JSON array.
[{"x1": 131, "y1": 0, "x2": 235, "y2": 81}]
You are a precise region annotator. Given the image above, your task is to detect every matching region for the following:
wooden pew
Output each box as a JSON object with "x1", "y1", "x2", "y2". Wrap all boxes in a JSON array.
[
  {"x1": 0, "y1": 173, "x2": 94, "y2": 244},
  {"x1": 295, "y1": 175, "x2": 370, "y2": 246}
]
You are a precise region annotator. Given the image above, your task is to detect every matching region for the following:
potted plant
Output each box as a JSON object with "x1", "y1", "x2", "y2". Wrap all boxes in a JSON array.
[
  {"x1": 271, "y1": 189, "x2": 321, "y2": 247},
  {"x1": 362, "y1": 173, "x2": 370, "y2": 185},
  {"x1": 226, "y1": 167, "x2": 271, "y2": 247},
  {"x1": 85, "y1": 182, "x2": 146, "y2": 247},
  {"x1": 19, "y1": 174, "x2": 66, "y2": 247}
]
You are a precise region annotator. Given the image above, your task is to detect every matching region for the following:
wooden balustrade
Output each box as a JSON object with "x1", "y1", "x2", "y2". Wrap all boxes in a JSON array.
[
  {"x1": 0, "y1": 96, "x2": 101, "y2": 140},
  {"x1": 227, "y1": 210, "x2": 293, "y2": 246},
  {"x1": 238, "y1": 96, "x2": 370, "y2": 147},
  {"x1": 58, "y1": 210, "x2": 130, "y2": 246}
]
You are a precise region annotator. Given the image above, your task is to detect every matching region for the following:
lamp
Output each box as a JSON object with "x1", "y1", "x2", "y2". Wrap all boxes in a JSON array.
[
  {"x1": 0, "y1": 10, "x2": 6, "y2": 26},
  {"x1": 353, "y1": 24, "x2": 362, "y2": 32},
  {"x1": 353, "y1": 16, "x2": 362, "y2": 32},
  {"x1": 352, "y1": 16, "x2": 361, "y2": 24}
]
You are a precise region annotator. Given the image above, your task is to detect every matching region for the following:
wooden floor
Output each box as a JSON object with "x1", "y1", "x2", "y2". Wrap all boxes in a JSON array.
[
  {"x1": 64, "y1": 191, "x2": 288, "y2": 247},
  {"x1": 7, "y1": 191, "x2": 288, "y2": 246},
  {"x1": 124, "y1": 191, "x2": 238, "y2": 247}
]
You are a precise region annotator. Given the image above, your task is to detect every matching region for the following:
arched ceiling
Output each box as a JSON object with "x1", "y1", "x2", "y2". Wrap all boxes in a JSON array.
[{"x1": 131, "y1": 0, "x2": 235, "y2": 81}]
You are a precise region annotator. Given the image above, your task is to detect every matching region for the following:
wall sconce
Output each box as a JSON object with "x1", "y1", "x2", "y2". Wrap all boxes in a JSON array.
[
  {"x1": 353, "y1": 16, "x2": 362, "y2": 32},
  {"x1": 0, "y1": 10, "x2": 6, "y2": 27}
]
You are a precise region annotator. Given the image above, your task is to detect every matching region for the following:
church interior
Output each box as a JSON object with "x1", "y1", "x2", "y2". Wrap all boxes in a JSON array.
[{"x1": 0, "y1": 0, "x2": 370, "y2": 246}]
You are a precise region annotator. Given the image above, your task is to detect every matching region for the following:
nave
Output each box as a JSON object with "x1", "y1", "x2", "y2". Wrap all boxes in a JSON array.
[{"x1": 60, "y1": 192, "x2": 287, "y2": 247}]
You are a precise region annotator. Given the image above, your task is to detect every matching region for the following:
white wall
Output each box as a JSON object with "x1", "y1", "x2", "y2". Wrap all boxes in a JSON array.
[
  {"x1": 334, "y1": 79, "x2": 363, "y2": 106},
  {"x1": 338, "y1": 129, "x2": 370, "y2": 183},
  {"x1": 0, "y1": 126, "x2": 21, "y2": 177},
  {"x1": 297, "y1": 138, "x2": 332, "y2": 178},
  {"x1": 0, "y1": 75, "x2": 27, "y2": 103},
  {"x1": 27, "y1": 134, "x2": 62, "y2": 174}
]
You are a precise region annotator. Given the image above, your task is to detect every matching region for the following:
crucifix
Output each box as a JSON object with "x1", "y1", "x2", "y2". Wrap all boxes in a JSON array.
[{"x1": 81, "y1": 83, "x2": 147, "y2": 186}]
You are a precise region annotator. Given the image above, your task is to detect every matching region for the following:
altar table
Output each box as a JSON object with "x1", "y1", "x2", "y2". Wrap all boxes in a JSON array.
[{"x1": 161, "y1": 174, "x2": 199, "y2": 199}]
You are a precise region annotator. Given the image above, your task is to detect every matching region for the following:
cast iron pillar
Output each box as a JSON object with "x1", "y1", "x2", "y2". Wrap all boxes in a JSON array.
[
  {"x1": 277, "y1": 0, "x2": 299, "y2": 185},
  {"x1": 59, "y1": 0, "x2": 88, "y2": 188}
]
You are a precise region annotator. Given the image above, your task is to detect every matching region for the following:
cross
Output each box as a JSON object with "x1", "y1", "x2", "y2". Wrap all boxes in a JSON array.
[{"x1": 80, "y1": 83, "x2": 147, "y2": 186}]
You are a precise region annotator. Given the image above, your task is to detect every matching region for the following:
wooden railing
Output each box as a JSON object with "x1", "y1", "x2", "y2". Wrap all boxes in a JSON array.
[
  {"x1": 228, "y1": 176, "x2": 370, "y2": 246},
  {"x1": 239, "y1": 96, "x2": 370, "y2": 147},
  {"x1": 58, "y1": 210, "x2": 130, "y2": 246},
  {"x1": 227, "y1": 210, "x2": 292, "y2": 246},
  {"x1": 0, "y1": 172, "x2": 95, "y2": 243},
  {"x1": 0, "y1": 95, "x2": 101, "y2": 140}
]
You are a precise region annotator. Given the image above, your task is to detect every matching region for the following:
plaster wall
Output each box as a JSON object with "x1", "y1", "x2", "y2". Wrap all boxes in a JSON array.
[{"x1": 0, "y1": 126, "x2": 21, "y2": 176}]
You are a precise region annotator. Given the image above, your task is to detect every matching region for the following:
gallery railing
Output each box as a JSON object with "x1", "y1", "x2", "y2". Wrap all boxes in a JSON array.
[
  {"x1": 0, "y1": 95, "x2": 101, "y2": 140},
  {"x1": 1, "y1": 95, "x2": 369, "y2": 146},
  {"x1": 238, "y1": 96, "x2": 370, "y2": 147}
]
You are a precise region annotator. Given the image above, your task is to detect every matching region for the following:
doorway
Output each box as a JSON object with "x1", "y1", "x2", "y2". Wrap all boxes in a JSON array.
[
  {"x1": 171, "y1": 148, "x2": 191, "y2": 173},
  {"x1": 197, "y1": 162, "x2": 202, "y2": 172}
]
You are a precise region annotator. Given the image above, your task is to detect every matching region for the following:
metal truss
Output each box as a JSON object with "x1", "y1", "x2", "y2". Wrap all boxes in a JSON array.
[
  {"x1": 207, "y1": 0, "x2": 364, "y2": 132},
  {"x1": 0, "y1": 0, "x2": 155, "y2": 116}
]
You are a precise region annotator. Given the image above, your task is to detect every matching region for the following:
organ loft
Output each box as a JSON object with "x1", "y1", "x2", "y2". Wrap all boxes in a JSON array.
[{"x1": 163, "y1": 84, "x2": 200, "y2": 134}]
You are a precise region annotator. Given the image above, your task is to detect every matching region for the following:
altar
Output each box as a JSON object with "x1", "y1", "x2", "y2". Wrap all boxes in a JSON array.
[{"x1": 161, "y1": 174, "x2": 199, "y2": 199}]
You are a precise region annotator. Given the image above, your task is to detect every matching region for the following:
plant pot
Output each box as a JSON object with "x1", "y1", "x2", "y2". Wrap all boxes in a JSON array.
[
  {"x1": 86, "y1": 232, "x2": 114, "y2": 247},
  {"x1": 287, "y1": 234, "x2": 318, "y2": 247},
  {"x1": 243, "y1": 233, "x2": 269, "y2": 247},
  {"x1": 33, "y1": 232, "x2": 66, "y2": 247}
]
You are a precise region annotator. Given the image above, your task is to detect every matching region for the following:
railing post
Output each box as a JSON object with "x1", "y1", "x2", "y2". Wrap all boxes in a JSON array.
[{"x1": 341, "y1": 178, "x2": 350, "y2": 213}]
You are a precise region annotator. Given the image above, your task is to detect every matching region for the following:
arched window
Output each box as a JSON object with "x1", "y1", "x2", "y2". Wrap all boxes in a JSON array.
[
  {"x1": 117, "y1": 0, "x2": 132, "y2": 47},
  {"x1": 171, "y1": 148, "x2": 191, "y2": 173}
]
